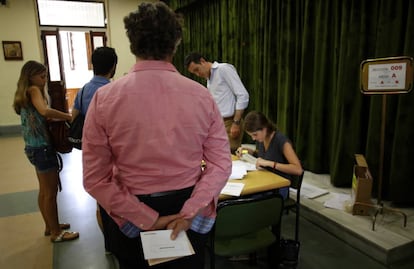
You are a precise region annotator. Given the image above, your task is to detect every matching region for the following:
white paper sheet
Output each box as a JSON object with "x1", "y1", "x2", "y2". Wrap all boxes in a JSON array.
[
  {"x1": 229, "y1": 161, "x2": 248, "y2": 179},
  {"x1": 323, "y1": 193, "x2": 352, "y2": 210},
  {"x1": 298, "y1": 182, "x2": 329, "y2": 199},
  {"x1": 240, "y1": 153, "x2": 257, "y2": 165},
  {"x1": 140, "y1": 230, "x2": 194, "y2": 264},
  {"x1": 232, "y1": 160, "x2": 257, "y2": 171},
  {"x1": 220, "y1": 182, "x2": 245, "y2": 196}
]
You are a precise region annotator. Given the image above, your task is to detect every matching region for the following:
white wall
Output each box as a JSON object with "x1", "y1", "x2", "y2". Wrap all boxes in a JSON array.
[
  {"x1": 0, "y1": 0, "x2": 158, "y2": 128},
  {"x1": 0, "y1": 0, "x2": 42, "y2": 126}
]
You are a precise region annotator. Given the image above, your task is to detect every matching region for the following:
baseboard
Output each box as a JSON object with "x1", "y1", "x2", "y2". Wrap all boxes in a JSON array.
[{"x1": 0, "y1": 125, "x2": 21, "y2": 137}]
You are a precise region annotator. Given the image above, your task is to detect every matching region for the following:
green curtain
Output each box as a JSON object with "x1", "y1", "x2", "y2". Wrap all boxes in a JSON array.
[{"x1": 165, "y1": 0, "x2": 414, "y2": 204}]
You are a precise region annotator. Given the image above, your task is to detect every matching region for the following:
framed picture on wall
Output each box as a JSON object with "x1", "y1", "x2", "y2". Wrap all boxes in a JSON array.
[{"x1": 2, "y1": 41, "x2": 23, "y2": 60}]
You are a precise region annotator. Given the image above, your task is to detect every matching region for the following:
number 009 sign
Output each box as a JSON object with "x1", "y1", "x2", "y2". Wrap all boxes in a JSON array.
[{"x1": 360, "y1": 56, "x2": 413, "y2": 94}]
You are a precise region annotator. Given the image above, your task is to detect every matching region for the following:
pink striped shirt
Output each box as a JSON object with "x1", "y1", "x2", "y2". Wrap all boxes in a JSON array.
[{"x1": 82, "y1": 60, "x2": 231, "y2": 230}]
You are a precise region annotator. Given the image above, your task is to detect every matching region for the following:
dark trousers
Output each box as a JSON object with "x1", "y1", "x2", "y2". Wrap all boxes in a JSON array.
[{"x1": 100, "y1": 188, "x2": 208, "y2": 269}]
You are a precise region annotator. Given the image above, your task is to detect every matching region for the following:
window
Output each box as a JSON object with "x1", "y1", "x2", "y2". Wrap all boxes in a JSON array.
[{"x1": 37, "y1": 0, "x2": 105, "y2": 27}]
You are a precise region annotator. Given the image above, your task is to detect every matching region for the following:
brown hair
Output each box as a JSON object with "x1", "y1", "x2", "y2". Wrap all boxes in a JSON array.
[
  {"x1": 124, "y1": 2, "x2": 183, "y2": 60},
  {"x1": 13, "y1": 60, "x2": 47, "y2": 115},
  {"x1": 244, "y1": 111, "x2": 276, "y2": 137}
]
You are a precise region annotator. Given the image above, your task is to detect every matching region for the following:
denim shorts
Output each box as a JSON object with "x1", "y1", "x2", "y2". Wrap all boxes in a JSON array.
[{"x1": 24, "y1": 146, "x2": 59, "y2": 173}]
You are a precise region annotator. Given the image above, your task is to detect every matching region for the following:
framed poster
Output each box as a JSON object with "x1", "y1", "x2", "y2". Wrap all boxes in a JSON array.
[
  {"x1": 2, "y1": 41, "x2": 23, "y2": 60},
  {"x1": 360, "y1": 56, "x2": 413, "y2": 94}
]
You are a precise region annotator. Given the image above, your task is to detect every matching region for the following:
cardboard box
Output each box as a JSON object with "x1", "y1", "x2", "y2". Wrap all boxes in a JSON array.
[{"x1": 351, "y1": 154, "x2": 373, "y2": 215}]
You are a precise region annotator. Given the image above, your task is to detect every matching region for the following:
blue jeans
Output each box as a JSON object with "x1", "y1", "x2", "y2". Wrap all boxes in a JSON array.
[{"x1": 24, "y1": 146, "x2": 59, "y2": 173}]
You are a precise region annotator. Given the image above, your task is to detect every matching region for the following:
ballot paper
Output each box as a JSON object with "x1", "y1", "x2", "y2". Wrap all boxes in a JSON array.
[
  {"x1": 140, "y1": 230, "x2": 195, "y2": 266},
  {"x1": 220, "y1": 182, "x2": 245, "y2": 196},
  {"x1": 233, "y1": 160, "x2": 257, "y2": 171},
  {"x1": 229, "y1": 161, "x2": 248, "y2": 179},
  {"x1": 240, "y1": 153, "x2": 257, "y2": 165}
]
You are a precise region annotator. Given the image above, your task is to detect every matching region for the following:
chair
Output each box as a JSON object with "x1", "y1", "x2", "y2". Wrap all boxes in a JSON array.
[
  {"x1": 284, "y1": 170, "x2": 305, "y2": 241},
  {"x1": 209, "y1": 192, "x2": 284, "y2": 269}
]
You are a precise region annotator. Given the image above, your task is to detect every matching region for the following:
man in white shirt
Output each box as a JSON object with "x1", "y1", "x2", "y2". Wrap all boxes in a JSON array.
[{"x1": 185, "y1": 52, "x2": 250, "y2": 152}]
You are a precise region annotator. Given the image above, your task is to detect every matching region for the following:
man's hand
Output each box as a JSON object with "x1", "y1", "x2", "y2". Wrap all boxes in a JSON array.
[
  {"x1": 230, "y1": 124, "x2": 241, "y2": 138},
  {"x1": 150, "y1": 214, "x2": 181, "y2": 230},
  {"x1": 167, "y1": 217, "x2": 192, "y2": 240}
]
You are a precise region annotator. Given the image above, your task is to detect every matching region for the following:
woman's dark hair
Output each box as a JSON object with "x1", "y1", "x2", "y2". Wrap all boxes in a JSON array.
[
  {"x1": 123, "y1": 2, "x2": 183, "y2": 60},
  {"x1": 244, "y1": 111, "x2": 276, "y2": 136}
]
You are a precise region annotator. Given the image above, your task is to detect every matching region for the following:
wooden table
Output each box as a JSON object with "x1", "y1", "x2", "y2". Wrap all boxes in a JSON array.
[{"x1": 219, "y1": 162, "x2": 291, "y2": 200}]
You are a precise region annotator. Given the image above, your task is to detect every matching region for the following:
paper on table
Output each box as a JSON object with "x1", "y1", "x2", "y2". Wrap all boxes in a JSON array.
[
  {"x1": 140, "y1": 230, "x2": 194, "y2": 266},
  {"x1": 233, "y1": 160, "x2": 257, "y2": 171},
  {"x1": 229, "y1": 161, "x2": 248, "y2": 179},
  {"x1": 240, "y1": 153, "x2": 257, "y2": 165},
  {"x1": 220, "y1": 182, "x2": 245, "y2": 196}
]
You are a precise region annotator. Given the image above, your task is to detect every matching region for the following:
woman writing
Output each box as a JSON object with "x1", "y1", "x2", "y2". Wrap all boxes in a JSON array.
[
  {"x1": 13, "y1": 61, "x2": 79, "y2": 242},
  {"x1": 236, "y1": 111, "x2": 303, "y2": 198}
]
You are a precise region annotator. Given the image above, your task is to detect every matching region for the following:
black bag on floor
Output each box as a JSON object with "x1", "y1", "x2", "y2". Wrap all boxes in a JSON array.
[{"x1": 279, "y1": 238, "x2": 300, "y2": 269}]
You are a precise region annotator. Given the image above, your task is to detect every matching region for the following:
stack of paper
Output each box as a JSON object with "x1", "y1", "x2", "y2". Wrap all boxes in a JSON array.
[
  {"x1": 220, "y1": 182, "x2": 245, "y2": 196},
  {"x1": 229, "y1": 161, "x2": 248, "y2": 179},
  {"x1": 233, "y1": 160, "x2": 257, "y2": 171},
  {"x1": 229, "y1": 160, "x2": 257, "y2": 180},
  {"x1": 140, "y1": 230, "x2": 194, "y2": 266},
  {"x1": 240, "y1": 153, "x2": 257, "y2": 165}
]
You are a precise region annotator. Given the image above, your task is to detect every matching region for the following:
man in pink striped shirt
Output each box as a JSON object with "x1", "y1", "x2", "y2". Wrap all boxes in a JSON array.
[{"x1": 82, "y1": 2, "x2": 231, "y2": 269}]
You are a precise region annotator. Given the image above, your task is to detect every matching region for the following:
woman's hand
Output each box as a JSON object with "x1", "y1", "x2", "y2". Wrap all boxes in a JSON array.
[
  {"x1": 256, "y1": 157, "x2": 273, "y2": 170},
  {"x1": 235, "y1": 147, "x2": 243, "y2": 157},
  {"x1": 235, "y1": 147, "x2": 253, "y2": 158}
]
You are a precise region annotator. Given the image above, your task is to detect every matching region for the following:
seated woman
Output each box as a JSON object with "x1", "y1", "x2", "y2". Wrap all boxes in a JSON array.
[{"x1": 236, "y1": 111, "x2": 303, "y2": 198}]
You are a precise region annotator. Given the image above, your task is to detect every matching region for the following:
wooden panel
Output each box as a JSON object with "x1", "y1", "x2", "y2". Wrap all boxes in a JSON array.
[{"x1": 66, "y1": 88, "x2": 80, "y2": 113}]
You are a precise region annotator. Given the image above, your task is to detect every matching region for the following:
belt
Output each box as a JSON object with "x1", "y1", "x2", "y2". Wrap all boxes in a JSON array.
[
  {"x1": 138, "y1": 186, "x2": 194, "y2": 198},
  {"x1": 223, "y1": 116, "x2": 234, "y2": 121}
]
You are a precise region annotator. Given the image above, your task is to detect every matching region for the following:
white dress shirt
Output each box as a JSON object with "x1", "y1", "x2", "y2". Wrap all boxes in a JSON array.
[{"x1": 207, "y1": 61, "x2": 249, "y2": 117}]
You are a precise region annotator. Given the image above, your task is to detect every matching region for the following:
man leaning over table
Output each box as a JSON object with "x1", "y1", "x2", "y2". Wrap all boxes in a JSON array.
[{"x1": 185, "y1": 52, "x2": 249, "y2": 153}]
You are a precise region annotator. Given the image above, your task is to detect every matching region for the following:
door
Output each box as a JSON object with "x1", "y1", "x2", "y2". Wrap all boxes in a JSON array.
[
  {"x1": 41, "y1": 30, "x2": 107, "y2": 111},
  {"x1": 41, "y1": 30, "x2": 68, "y2": 112}
]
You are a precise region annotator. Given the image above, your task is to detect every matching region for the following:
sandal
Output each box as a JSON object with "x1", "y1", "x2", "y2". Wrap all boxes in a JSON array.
[
  {"x1": 51, "y1": 231, "x2": 79, "y2": 243},
  {"x1": 44, "y1": 223, "x2": 71, "y2": 236}
]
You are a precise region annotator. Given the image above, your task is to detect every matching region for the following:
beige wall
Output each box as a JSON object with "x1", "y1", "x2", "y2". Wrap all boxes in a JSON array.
[
  {"x1": 0, "y1": 0, "x2": 157, "y2": 128},
  {"x1": 0, "y1": 0, "x2": 41, "y2": 126}
]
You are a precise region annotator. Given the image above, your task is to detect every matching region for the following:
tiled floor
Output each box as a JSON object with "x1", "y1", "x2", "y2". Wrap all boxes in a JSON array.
[{"x1": 1, "y1": 135, "x2": 413, "y2": 269}]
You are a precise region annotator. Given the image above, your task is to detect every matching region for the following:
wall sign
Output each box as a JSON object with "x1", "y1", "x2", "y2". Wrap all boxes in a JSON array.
[{"x1": 360, "y1": 56, "x2": 413, "y2": 94}]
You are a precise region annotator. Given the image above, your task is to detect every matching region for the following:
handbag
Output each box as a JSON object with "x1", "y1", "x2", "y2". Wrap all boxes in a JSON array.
[
  {"x1": 68, "y1": 88, "x2": 85, "y2": 150},
  {"x1": 47, "y1": 85, "x2": 73, "y2": 154},
  {"x1": 48, "y1": 120, "x2": 73, "y2": 153}
]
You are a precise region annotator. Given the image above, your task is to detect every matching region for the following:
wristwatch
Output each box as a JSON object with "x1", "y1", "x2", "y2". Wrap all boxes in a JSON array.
[{"x1": 232, "y1": 119, "x2": 241, "y2": 125}]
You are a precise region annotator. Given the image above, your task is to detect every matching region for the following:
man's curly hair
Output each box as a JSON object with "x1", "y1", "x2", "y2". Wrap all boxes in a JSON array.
[{"x1": 124, "y1": 2, "x2": 183, "y2": 60}]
